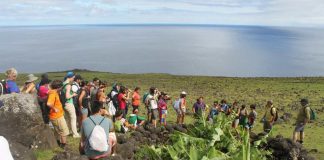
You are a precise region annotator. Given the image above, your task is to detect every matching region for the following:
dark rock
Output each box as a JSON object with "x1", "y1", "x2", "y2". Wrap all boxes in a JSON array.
[
  {"x1": 116, "y1": 134, "x2": 127, "y2": 144},
  {"x1": 0, "y1": 94, "x2": 58, "y2": 160},
  {"x1": 52, "y1": 151, "x2": 88, "y2": 160}
]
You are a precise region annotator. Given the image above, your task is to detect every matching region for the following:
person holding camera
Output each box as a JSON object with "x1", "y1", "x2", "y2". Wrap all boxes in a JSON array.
[{"x1": 145, "y1": 87, "x2": 160, "y2": 128}]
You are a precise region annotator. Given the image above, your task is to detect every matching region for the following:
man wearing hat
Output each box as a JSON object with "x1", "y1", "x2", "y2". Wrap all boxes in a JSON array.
[
  {"x1": 62, "y1": 71, "x2": 80, "y2": 138},
  {"x1": 21, "y1": 74, "x2": 38, "y2": 94},
  {"x1": 293, "y1": 98, "x2": 311, "y2": 144}
]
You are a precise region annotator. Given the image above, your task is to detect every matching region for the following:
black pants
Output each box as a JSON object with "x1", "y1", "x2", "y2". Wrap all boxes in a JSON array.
[
  {"x1": 39, "y1": 101, "x2": 49, "y2": 124},
  {"x1": 132, "y1": 105, "x2": 139, "y2": 113}
]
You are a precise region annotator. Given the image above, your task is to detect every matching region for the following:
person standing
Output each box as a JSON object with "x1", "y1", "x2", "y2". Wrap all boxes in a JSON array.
[
  {"x1": 78, "y1": 81, "x2": 91, "y2": 127},
  {"x1": 63, "y1": 71, "x2": 80, "y2": 138},
  {"x1": 293, "y1": 99, "x2": 311, "y2": 144},
  {"x1": 247, "y1": 104, "x2": 257, "y2": 131},
  {"x1": 145, "y1": 87, "x2": 160, "y2": 128},
  {"x1": 117, "y1": 86, "x2": 130, "y2": 118},
  {"x1": 262, "y1": 100, "x2": 277, "y2": 133},
  {"x1": 47, "y1": 80, "x2": 69, "y2": 148},
  {"x1": 192, "y1": 97, "x2": 206, "y2": 118},
  {"x1": 176, "y1": 91, "x2": 187, "y2": 125},
  {"x1": 37, "y1": 77, "x2": 51, "y2": 124},
  {"x1": 158, "y1": 92, "x2": 171, "y2": 126},
  {"x1": 132, "y1": 87, "x2": 141, "y2": 113}
]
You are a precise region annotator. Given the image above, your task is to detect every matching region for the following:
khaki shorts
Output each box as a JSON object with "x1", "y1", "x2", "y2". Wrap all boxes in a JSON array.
[
  {"x1": 151, "y1": 109, "x2": 159, "y2": 120},
  {"x1": 51, "y1": 116, "x2": 69, "y2": 137}
]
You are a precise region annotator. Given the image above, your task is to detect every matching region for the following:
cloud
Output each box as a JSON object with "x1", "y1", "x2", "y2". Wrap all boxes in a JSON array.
[{"x1": 0, "y1": 0, "x2": 323, "y2": 26}]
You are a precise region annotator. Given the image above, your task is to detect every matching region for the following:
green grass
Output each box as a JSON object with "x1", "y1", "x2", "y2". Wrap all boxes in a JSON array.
[{"x1": 1, "y1": 71, "x2": 323, "y2": 159}]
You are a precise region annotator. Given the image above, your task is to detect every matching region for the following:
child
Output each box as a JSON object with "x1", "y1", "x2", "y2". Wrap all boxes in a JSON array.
[
  {"x1": 208, "y1": 101, "x2": 221, "y2": 123},
  {"x1": 114, "y1": 110, "x2": 133, "y2": 133},
  {"x1": 248, "y1": 104, "x2": 257, "y2": 130},
  {"x1": 158, "y1": 92, "x2": 171, "y2": 126}
]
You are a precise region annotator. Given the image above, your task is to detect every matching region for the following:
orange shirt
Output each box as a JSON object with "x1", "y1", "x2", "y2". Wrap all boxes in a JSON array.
[
  {"x1": 47, "y1": 90, "x2": 64, "y2": 120},
  {"x1": 132, "y1": 92, "x2": 140, "y2": 106}
]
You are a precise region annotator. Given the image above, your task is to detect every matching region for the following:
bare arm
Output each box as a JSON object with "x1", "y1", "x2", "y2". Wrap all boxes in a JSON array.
[
  {"x1": 24, "y1": 83, "x2": 35, "y2": 93},
  {"x1": 78, "y1": 90, "x2": 86, "y2": 109},
  {"x1": 65, "y1": 85, "x2": 75, "y2": 99}
]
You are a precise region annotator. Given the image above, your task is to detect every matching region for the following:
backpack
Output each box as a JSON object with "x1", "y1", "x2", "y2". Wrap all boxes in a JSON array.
[
  {"x1": 142, "y1": 92, "x2": 149, "y2": 104},
  {"x1": 109, "y1": 90, "x2": 119, "y2": 109},
  {"x1": 88, "y1": 117, "x2": 108, "y2": 152},
  {"x1": 173, "y1": 99, "x2": 181, "y2": 110},
  {"x1": 59, "y1": 83, "x2": 69, "y2": 106},
  {"x1": 306, "y1": 107, "x2": 316, "y2": 121},
  {"x1": 71, "y1": 83, "x2": 81, "y2": 107},
  {"x1": 270, "y1": 107, "x2": 279, "y2": 122},
  {"x1": 0, "y1": 80, "x2": 8, "y2": 95}
]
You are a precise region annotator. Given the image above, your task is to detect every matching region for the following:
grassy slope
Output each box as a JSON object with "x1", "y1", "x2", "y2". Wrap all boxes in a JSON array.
[{"x1": 1, "y1": 71, "x2": 323, "y2": 159}]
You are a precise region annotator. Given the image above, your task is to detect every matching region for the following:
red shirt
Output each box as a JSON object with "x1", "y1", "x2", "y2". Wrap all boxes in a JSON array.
[{"x1": 118, "y1": 93, "x2": 127, "y2": 110}]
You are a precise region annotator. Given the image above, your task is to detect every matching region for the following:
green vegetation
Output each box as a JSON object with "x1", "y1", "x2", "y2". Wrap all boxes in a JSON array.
[{"x1": 1, "y1": 71, "x2": 323, "y2": 159}]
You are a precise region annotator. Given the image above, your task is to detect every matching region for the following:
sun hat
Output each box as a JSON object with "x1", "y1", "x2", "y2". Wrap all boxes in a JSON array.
[
  {"x1": 181, "y1": 91, "x2": 187, "y2": 95},
  {"x1": 26, "y1": 74, "x2": 38, "y2": 83}
]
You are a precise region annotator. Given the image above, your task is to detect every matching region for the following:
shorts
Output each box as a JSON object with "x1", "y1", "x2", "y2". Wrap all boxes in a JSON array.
[
  {"x1": 81, "y1": 108, "x2": 88, "y2": 116},
  {"x1": 50, "y1": 116, "x2": 69, "y2": 138},
  {"x1": 160, "y1": 110, "x2": 167, "y2": 123},
  {"x1": 294, "y1": 123, "x2": 305, "y2": 132},
  {"x1": 263, "y1": 121, "x2": 273, "y2": 133},
  {"x1": 151, "y1": 109, "x2": 159, "y2": 120}
]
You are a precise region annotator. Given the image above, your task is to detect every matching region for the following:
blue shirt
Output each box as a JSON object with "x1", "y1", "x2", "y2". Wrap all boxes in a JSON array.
[{"x1": 6, "y1": 80, "x2": 20, "y2": 93}]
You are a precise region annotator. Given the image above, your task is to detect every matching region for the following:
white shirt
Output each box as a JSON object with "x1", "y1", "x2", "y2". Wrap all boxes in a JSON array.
[{"x1": 146, "y1": 94, "x2": 158, "y2": 109}]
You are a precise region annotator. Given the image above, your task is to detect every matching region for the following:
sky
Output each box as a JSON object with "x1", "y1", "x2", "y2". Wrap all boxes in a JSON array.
[{"x1": 0, "y1": 0, "x2": 324, "y2": 27}]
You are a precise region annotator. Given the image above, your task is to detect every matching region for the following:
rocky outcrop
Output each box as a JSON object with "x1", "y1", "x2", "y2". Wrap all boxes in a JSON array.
[{"x1": 0, "y1": 94, "x2": 58, "y2": 160}]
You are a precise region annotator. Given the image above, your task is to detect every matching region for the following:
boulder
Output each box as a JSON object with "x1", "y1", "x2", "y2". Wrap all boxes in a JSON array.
[{"x1": 0, "y1": 94, "x2": 58, "y2": 160}]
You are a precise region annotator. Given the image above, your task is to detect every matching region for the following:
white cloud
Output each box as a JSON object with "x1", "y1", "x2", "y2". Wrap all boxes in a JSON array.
[{"x1": 0, "y1": 0, "x2": 323, "y2": 26}]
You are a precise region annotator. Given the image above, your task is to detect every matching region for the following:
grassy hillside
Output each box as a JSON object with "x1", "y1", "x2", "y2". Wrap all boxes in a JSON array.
[{"x1": 1, "y1": 71, "x2": 323, "y2": 159}]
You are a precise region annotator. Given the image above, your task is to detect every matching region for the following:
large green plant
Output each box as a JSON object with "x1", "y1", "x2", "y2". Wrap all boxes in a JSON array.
[{"x1": 135, "y1": 112, "x2": 269, "y2": 160}]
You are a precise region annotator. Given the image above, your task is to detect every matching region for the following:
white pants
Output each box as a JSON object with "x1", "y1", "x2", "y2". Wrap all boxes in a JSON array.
[{"x1": 64, "y1": 103, "x2": 79, "y2": 136}]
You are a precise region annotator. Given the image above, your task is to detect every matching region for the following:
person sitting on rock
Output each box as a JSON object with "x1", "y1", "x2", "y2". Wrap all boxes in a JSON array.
[
  {"x1": 114, "y1": 110, "x2": 134, "y2": 133},
  {"x1": 21, "y1": 74, "x2": 38, "y2": 94},
  {"x1": 80, "y1": 101, "x2": 117, "y2": 159},
  {"x1": 128, "y1": 109, "x2": 146, "y2": 128},
  {"x1": 4, "y1": 68, "x2": 20, "y2": 94},
  {"x1": 47, "y1": 80, "x2": 69, "y2": 149}
]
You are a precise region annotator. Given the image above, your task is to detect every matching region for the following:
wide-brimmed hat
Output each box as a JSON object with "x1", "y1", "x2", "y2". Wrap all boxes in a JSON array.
[
  {"x1": 181, "y1": 91, "x2": 187, "y2": 95},
  {"x1": 26, "y1": 74, "x2": 38, "y2": 83}
]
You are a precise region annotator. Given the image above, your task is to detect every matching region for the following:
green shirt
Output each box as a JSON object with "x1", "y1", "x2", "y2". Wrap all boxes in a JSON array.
[
  {"x1": 63, "y1": 81, "x2": 73, "y2": 104},
  {"x1": 296, "y1": 106, "x2": 311, "y2": 124}
]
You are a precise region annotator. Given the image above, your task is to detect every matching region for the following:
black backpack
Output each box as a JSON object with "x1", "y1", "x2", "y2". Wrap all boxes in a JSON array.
[
  {"x1": 270, "y1": 107, "x2": 279, "y2": 122},
  {"x1": 0, "y1": 80, "x2": 8, "y2": 95},
  {"x1": 59, "y1": 83, "x2": 70, "y2": 106}
]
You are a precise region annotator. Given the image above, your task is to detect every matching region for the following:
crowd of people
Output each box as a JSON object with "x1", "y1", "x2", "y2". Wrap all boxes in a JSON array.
[{"x1": 0, "y1": 67, "x2": 314, "y2": 159}]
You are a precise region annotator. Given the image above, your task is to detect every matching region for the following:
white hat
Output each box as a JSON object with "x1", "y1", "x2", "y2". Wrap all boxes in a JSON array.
[
  {"x1": 181, "y1": 91, "x2": 187, "y2": 95},
  {"x1": 26, "y1": 74, "x2": 38, "y2": 83}
]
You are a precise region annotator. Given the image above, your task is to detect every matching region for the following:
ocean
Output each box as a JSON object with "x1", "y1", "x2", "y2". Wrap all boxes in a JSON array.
[{"x1": 0, "y1": 24, "x2": 323, "y2": 77}]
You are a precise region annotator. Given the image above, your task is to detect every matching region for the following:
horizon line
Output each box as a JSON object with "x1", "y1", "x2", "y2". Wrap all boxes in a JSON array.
[{"x1": 0, "y1": 23, "x2": 316, "y2": 29}]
